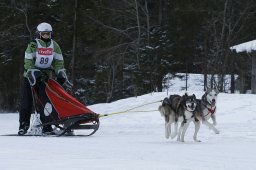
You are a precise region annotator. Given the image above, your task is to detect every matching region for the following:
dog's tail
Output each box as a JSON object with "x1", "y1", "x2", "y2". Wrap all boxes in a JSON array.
[
  {"x1": 158, "y1": 97, "x2": 171, "y2": 117},
  {"x1": 158, "y1": 97, "x2": 170, "y2": 117},
  {"x1": 162, "y1": 97, "x2": 171, "y2": 107},
  {"x1": 158, "y1": 105, "x2": 165, "y2": 117}
]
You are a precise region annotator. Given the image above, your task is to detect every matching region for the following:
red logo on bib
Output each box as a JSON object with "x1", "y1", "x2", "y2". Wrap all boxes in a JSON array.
[{"x1": 38, "y1": 48, "x2": 53, "y2": 55}]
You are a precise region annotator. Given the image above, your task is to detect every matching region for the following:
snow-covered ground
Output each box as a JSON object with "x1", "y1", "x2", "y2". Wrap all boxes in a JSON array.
[
  {"x1": 163, "y1": 73, "x2": 234, "y2": 92},
  {"x1": 1, "y1": 75, "x2": 256, "y2": 170}
]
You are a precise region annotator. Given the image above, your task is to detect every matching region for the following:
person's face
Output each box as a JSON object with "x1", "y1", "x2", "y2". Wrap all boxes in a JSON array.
[{"x1": 41, "y1": 31, "x2": 51, "y2": 39}]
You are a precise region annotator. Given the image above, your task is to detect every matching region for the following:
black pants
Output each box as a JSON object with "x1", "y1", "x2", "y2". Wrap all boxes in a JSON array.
[
  {"x1": 19, "y1": 78, "x2": 32, "y2": 128},
  {"x1": 19, "y1": 78, "x2": 56, "y2": 129}
]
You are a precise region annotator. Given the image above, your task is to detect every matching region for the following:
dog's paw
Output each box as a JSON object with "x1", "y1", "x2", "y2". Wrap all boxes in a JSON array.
[
  {"x1": 215, "y1": 130, "x2": 220, "y2": 134},
  {"x1": 177, "y1": 140, "x2": 185, "y2": 142},
  {"x1": 171, "y1": 132, "x2": 177, "y2": 139},
  {"x1": 171, "y1": 134, "x2": 177, "y2": 139},
  {"x1": 193, "y1": 137, "x2": 201, "y2": 142},
  {"x1": 177, "y1": 137, "x2": 185, "y2": 142},
  {"x1": 165, "y1": 134, "x2": 170, "y2": 139}
]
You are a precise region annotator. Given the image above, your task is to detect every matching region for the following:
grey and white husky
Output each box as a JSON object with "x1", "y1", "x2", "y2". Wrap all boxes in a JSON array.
[
  {"x1": 193, "y1": 87, "x2": 220, "y2": 142},
  {"x1": 158, "y1": 93, "x2": 197, "y2": 142}
]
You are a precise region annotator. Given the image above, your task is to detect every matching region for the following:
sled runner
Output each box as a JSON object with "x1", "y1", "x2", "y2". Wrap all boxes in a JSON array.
[{"x1": 31, "y1": 78, "x2": 100, "y2": 136}]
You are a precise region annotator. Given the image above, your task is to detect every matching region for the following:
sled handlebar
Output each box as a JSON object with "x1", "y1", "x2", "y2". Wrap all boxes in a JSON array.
[{"x1": 37, "y1": 67, "x2": 73, "y2": 87}]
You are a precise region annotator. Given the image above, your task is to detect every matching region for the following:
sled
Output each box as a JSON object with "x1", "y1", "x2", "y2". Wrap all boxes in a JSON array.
[{"x1": 33, "y1": 78, "x2": 100, "y2": 136}]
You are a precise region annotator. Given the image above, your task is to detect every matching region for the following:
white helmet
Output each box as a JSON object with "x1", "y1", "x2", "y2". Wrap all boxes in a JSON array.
[{"x1": 37, "y1": 22, "x2": 53, "y2": 32}]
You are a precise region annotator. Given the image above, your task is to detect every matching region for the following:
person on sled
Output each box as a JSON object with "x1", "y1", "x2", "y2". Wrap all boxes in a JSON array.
[{"x1": 18, "y1": 22, "x2": 67, "y2": 135}]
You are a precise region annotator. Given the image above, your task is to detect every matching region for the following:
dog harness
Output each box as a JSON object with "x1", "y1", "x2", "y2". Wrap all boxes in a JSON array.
[
  {"x1": 183, "y1": 107, "x2": 195, "y2": 124},
  {"x1": 204, "y1": 106, "x2": 216, "y2": 118},
  {"x1": 208, "y1": 107, "x2": 216, "y2": 114},
  {"x1": 202, "y1": 99, "x2": 216, "y2": 117}
]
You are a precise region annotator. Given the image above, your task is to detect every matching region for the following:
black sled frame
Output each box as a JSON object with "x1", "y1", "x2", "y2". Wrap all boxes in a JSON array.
[
  {"x1": 36, "y1": 113, "x2": 100, "y2": 136},
  {"x1": 30, "y1": 79, "x2": 100, "y2": 137}
]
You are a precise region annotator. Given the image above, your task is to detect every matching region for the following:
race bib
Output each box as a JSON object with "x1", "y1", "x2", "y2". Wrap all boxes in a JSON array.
[
  {"x1": 38, "y1": 48, "x2": 53, "y2": 55},
  {"x1": 35, "y1": 39, "x2": 54, "y2": 68}
]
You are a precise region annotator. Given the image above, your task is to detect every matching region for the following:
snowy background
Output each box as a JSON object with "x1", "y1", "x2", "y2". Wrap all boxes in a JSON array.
[{"x1": 1, "y1": 74, "x2": 256, "y2": 170}]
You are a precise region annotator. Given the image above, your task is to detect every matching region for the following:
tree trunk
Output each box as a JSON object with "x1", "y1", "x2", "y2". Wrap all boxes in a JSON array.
[
  {"x1": 231, "y1": 74, "x2": 235, "y2": 93},
  {"x1": 251, "y1": 55, "x2": 256, "y2": 94},
  {"x1": 240, "y1": 71, "x2": 245, "y2": 94},
  {"x1": 71, "y1": 0, "x2": 78, "y2": 91},
  {"x1": 145, "y1": 0, "x2": 150, "y2": 45},
  {"x1": 134, "y1": 0, "x2": 141, "y2": 68},
  {"x1": 204, "y1": 72, "x2": 207, "y2": 91},
  {"x1": 158, "y1": 0, "x2": 162, "y2": 25},
  {"x1": 219, "y1": 74, "x2": 224, "y2": 92}
]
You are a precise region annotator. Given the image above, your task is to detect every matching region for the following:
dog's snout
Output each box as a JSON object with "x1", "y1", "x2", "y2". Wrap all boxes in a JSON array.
[{"x1": 212, "y1": 99, "x2": 216, "y2": 102}]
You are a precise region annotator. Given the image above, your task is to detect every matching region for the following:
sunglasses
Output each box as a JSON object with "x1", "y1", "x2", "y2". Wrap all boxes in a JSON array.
[{"x1": 40, "y1": 32, "x2": 51, "y2": 36}]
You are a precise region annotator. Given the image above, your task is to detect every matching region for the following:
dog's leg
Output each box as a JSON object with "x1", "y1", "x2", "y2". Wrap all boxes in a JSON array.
[
  {"x1": 165, "y1": 122, "x2": 169, "y2": 139},
  {"x1": 211, "y1": 114, "x2": 217, "y2": 126},
  {"x1": 164, "y1": 113, "x2": 171, "y2": 139},
  {"x1": 168, "y1": 122, "x2": 172, "y2": 138},
  {"x1": 193, "y1": 120, "x2": 201, "y2": 142},
  {"x1": 203, "y1": 120, "x2": 220, "y2": 134},
  {"x1": 171, "y1": 122, "x2": 178, "y2": 139},
  {"x1": 167, "y1": 114, "x2": 173, "y2": 139},
  {"x1": 165, "y1": 122, "x2": 172, "y2": 139},
  {"x1": 177, "y1": 122, "x2": 184, "y2": 141},
  {"x1": 180, "y1": 120, "x2": 191, "y2": 142}
]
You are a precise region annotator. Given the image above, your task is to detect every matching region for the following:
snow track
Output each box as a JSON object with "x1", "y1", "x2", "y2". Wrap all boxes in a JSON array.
[{"x1": 1, "y1": 92, "x2": 256, "y2": 170}]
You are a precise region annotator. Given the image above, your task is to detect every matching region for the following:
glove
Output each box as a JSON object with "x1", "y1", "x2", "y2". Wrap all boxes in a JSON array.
[
  {"x1": 57, "y1": 69, "x2": 67, "y2": 85},
  {"x1": 27, "y1": 69, "x2": 42, "y2": 86}
]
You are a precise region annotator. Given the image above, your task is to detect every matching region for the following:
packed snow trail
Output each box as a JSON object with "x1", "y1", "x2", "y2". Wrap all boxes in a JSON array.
[{"x1": 0, "y1": 92, "x2": 256, "y2": 170}]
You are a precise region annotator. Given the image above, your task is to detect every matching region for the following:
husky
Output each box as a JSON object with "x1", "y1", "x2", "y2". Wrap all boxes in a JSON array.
[
  {"x1": 158, "y1": 93, "x2": 197, "y2": 142},
  {"x1": 193, "y1": 87, "x2": 220, "y2": 142}
]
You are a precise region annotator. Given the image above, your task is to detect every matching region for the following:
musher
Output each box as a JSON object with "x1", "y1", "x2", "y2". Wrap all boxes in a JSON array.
[{"x1": 18, "y1": 22, "x2": 67, "y2": 135}]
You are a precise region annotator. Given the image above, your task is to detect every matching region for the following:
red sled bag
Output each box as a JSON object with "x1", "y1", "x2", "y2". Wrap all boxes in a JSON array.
[
  {"x1": 46, "y1": 79, "x2": 94, "y2": 119},
  {"x1": 44, "y1": 79, "x2": 99, "y2": 136}
]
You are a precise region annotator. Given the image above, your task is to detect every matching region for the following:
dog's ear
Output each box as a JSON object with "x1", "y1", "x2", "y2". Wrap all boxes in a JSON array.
[
  {"x1": 213, "y1": 83, "x2": 220, "y2": 92},
  {"x1": 193, "y1": 94, "x2": 196, "y2": 99},
  {"x1": 215, "y1": 88, "x2": 219, "y2": 94},
  {"x1": 206, "y1": 87, "x2": 211, "y2": 93},
  {"x1": 181, "y1": 93, "x2": 188, "y2": 102},
  {"x1": 179, "y1": 94, "x2": 185, "y2": 105}
]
